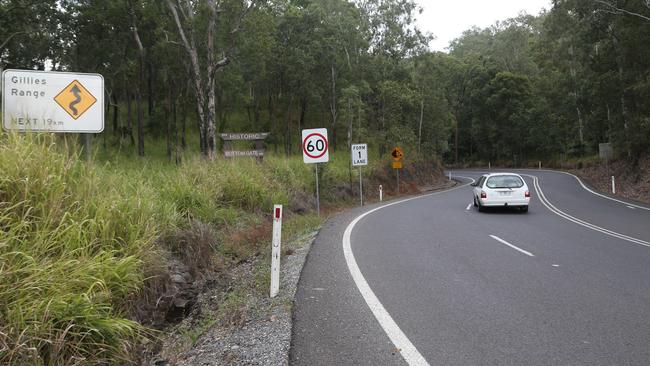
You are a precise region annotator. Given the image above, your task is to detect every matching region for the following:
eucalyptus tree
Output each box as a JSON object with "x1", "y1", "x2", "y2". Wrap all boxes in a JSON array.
[{"x1": 166, "y1": 0, "x2": 258, "y2": 159}]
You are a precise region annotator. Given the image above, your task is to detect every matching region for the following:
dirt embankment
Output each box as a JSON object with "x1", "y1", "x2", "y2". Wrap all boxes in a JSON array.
[{"x1": 566, "y1": 157, "x2": 650, "y2": 205}]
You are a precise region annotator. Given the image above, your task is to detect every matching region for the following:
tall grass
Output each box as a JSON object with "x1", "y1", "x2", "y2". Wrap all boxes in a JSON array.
[{"x1": 0, "y1": 133, "x2": 157, "y2": 365}]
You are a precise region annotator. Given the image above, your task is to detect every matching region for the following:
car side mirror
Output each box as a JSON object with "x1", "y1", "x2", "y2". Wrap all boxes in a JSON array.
[{"x1": 471, "y1": 182, "x2": 478, "y2": 187}]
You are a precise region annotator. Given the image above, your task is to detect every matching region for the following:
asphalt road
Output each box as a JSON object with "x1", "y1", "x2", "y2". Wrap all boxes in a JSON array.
[{"x1": 290, "y1": 169, "x2": 650, "y2": 366}]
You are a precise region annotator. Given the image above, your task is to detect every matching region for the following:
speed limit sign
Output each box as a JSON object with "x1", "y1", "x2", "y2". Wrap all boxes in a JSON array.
[{"x1": 302, "y1": 128, "x2": 329, "y2": 164}]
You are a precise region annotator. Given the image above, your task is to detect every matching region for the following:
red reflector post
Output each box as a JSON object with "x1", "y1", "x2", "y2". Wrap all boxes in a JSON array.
[{"x1": 275, "y1": 207, "x2": 281, "y2": 219}]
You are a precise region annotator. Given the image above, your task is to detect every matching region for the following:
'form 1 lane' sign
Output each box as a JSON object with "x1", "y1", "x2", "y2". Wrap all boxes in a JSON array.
[
  {"x1": 351, "y1": 144, "x2": 368, "y2": 166},
  {"x1": 2, "y1": 69, "x2": 104, "y2": 133}
]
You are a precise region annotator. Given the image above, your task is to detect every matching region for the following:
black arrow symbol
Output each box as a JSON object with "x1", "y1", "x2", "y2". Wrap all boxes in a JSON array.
[{"x1": 69, "y1": 85, "x2": 82, "y2": 116}]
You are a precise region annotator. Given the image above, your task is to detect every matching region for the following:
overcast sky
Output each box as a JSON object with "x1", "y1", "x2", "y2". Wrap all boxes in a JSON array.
[{"x1": 415, "y1": 0, "x2": 553, "y2": 52}]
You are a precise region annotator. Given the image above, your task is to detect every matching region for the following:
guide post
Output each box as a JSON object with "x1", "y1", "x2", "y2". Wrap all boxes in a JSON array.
[{"x1": 270, "y1": 205, "x2": 283, "y2": 298}]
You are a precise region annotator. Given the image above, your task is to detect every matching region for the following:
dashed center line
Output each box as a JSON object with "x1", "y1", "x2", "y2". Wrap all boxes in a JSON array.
[
  {"x1": 466, "y1": 203, "x2": 473, "y2": 211},
  {"x1": 490, "y1": 235, "x2": 535, "y2": 257}
]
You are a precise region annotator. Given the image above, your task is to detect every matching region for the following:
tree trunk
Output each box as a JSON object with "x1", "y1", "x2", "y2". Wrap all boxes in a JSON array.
[
  {"x1": 166, "y1": 86, "x2": 173, "y2": 162},
  {"x1": 181, "y1": 98, "x2": 187, "y2": 150},
  {"x1": 136, "y1": 86, "x2": 145, "y2": 156},
  {"x1": 148, "y1": 60, "x2": 155, "y2": 121},
  {"x1": 330, "y1": 64, "x2": 337, "y2": 151},
  {"x1": 126, "y1": 88, "x2": 134, "y2": 146},
  {"x1": 112, "y1": 98, "x2": 119, "y2": 139},
  {"x1": 299, "y1": 97, "x2": 307, "y2": 133},
  {"x1": 129, "y1": 0, "x2": 146, "y2": 156},
  {"x1": 418, "y1": 99, "x2": 424, "y2": 153},
  {"x1": 285, "y1": 95, "x2": 294, "y2": 156}
]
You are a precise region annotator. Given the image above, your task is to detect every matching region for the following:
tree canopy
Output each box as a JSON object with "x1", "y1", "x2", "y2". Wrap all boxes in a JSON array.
[{"x1": 1, "y1": 0, "x2": 649, "y2": 164}]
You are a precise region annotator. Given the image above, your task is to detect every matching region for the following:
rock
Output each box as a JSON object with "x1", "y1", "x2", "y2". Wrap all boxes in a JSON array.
[{"x1": 170, "y1": 274, "x2": 186, "y2": 284}]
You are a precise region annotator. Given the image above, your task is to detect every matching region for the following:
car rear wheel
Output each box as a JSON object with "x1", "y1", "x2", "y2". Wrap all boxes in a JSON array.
[
  {"x1": 473, "y1": 196, "x2": 478, "y2": 207},
  {"x1": 520, "y1": 206, "x2": 529, "y2": 213},
  {"x1": 478, "y1": 201, "x2": 485, "y2": 212}
]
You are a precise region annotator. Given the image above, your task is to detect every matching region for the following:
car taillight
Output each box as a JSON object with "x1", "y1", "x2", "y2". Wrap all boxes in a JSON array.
[
  {"x1": 525, "y1": 191, "x2": 530, "y2": 198},
  {"x1": 480, "y1": 191, "x2": 487, "y2": 199}
]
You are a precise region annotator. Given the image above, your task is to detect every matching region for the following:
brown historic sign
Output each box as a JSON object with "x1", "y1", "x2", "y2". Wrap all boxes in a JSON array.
[{"x1": 221, "y1": 132, "x2": 269, "y2": 160}]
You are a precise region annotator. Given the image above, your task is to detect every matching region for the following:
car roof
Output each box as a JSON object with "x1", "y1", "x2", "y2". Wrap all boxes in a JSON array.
[{"x1": 481, "y1": 172, "x2": 524, "y2": 178}]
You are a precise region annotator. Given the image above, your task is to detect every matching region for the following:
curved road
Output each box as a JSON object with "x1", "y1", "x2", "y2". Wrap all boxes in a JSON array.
[{"x1": 290, "y1": 170, "x2": 650, "y2": 365}]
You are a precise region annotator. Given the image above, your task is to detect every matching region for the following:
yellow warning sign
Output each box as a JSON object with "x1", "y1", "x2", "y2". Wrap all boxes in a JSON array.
[
  {"x1": 391, "y1": 146, "x2": 404, "y2": 162},
  {"x1": 392, "y1": 161, "x2": 402, "y2": 169},
  {"x1": 54, "y1": 80, "x2": 97, "y2": 120}
]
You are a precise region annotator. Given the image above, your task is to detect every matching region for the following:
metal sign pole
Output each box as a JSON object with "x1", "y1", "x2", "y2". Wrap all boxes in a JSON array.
[
  {"x1": 315, "y1": 164, "x2": 320, "y2": 216},
  {"x1": 397, "y1": 168, "x2": 400, "y2": 194},
  {"x1": 82, "y1": 133, "x2": 92, "y2": 161},
  {"x1": 359, "y1": 167, "x2": 363, "y2": 206}
]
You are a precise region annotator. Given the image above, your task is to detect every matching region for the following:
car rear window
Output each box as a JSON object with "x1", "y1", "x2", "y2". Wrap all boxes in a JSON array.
[{"x1": 486, "y1": 175, "x2": 524, "y2": 189}]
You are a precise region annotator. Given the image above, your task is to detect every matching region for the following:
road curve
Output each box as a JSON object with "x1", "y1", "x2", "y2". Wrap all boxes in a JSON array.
[{"x1": 290, "y1": 170, "x2": 650, "y2": 365}]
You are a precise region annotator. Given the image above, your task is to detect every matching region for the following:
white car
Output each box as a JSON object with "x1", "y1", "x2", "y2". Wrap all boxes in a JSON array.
[{"x1": 472, "y1": 173, "x2": 530, "y2": 212}]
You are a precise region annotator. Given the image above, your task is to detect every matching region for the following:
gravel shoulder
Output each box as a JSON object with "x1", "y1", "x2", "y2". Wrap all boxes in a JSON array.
[
  {"x1": 153, "y1": 230, "x2": 317, "y2": 366},
  {"x1": 150, "y1": 180, "x2": 456, "y2": 366}
]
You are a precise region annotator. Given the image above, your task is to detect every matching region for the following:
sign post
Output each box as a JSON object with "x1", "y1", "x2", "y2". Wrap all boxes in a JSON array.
[
  {"x1": 391, "y1": 146, "x2": 403, "y2": 194},
  {"x1": 2, "y1": 69, "x2": 104, "y2": 160},
  {"x1": 352, "y1": 144, "x2": 368, "y2": 206},
  {"x1": 302, "y1": 128, "x2": 329, "y2": 216},
  {"x1": 270, "y1": 205, "x2": 283, "y2": 298}
]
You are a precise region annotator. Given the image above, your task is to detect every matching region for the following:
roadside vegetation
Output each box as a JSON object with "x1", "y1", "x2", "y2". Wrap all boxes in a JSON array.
[{"x1": 0, "y1": 132, "x2": 443, "y2": 365}]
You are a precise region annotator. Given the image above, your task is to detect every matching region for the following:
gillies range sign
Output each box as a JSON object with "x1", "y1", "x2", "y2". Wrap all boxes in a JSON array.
[{"x1": 2, "y1": 69, "x2": 104, "y2": 133}]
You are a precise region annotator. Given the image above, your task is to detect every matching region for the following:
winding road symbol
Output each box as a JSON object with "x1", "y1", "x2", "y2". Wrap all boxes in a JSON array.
[
  {"x1": 69, "y1": 85, "x2": 82, "y2": 116},
  {"x1": 54, "y1": 80, "x2": 97, "y2": 120}
]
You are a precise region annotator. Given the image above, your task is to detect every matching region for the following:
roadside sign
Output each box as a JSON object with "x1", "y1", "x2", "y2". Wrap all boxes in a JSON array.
[
  {"x1": 351, "y1": 144, "x2": 368, "y2": 166},
  {"x1": 2, "y1": 69, "x2": 104, "y2": 133},
  {"x1": 392, "y1": 161, "x2": 402, "y2": 169},
  {"x1": 391, "y1": 146, "x2": 403, "y2": 161},
  {"x1": 302, "y1": 128, "x2": 329, "y2": 164}
]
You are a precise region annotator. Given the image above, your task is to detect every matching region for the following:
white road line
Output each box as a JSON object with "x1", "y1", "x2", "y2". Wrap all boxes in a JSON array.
[
  {"x1": 342, "y1": 179, "x2": 474, "y2": 366},
  {"x1": 489, "y1": 235, "x2": 535, "y2": 257},
  {"x1": 521, "y1": 169, "x2": 650, "y2": 211},
  {"x1": 466, "y1": 203, "x2": 473, "y2": 211},
  {"x1": 522, "y1": 174, "x2": 650, "y2": 248},
  {"x1": 627, "y1": 206, "x2": 636, "y2": 210}
]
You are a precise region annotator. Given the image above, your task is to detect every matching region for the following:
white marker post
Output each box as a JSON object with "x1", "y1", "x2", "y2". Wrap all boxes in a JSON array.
[
  {"x1": 611, "y1": 176, "x2": 616, "y2": 194},
  {"x1": 351, "y1": 144, "x2": 368, "y2": 206},
  {"x1": 270, "y1": 205, "x2": 283, "y2": 298},
  {"x1": 302, "y1": 128, "x2": 329, "y2": 217},
  {"x1": 379, "y1": 185, "x2": 383, "y2": 202}
]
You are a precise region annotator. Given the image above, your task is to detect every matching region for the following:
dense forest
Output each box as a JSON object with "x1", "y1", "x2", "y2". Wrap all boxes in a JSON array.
[{"x1": 1, "y1": 0, "x2": 649, "y2": 164}]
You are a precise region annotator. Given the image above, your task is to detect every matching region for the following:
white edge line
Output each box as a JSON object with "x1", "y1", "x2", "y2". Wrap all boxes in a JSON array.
[
  {"x1": 466, "y1": 203, "x2": 472, "y2": 211},
  {"x1": 522, "y1": 174, "x2": 650, "y2": 248},
  {"x1": 342, "y1": 177, "x2": 474, "y2": 366},
  {"x1": 523, "y1": 169, "x2": 650, "y2": 211},
  {"x1": 489, "y1": 235, "x2": 534, "y2": 257}
]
